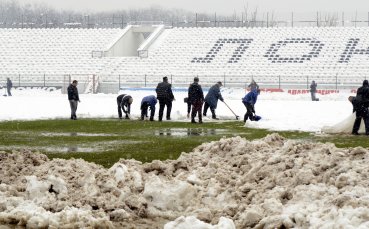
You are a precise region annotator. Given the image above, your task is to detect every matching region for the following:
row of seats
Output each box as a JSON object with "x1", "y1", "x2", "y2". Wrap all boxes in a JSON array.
[
  {"x1": 104, "y1": 27, "x2": 369, "y2": 82},
  {"x1": 0, "y1": 27, "x2": 368, "y2": 87},
  {"x1": 0, "y1": 28, "x2": 120, "y2": 75}
]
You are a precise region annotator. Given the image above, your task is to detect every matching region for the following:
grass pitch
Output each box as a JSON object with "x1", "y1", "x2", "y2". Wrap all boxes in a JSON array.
[{"x1": 0, "y1": 119, "x2": 367, "y2": 168}]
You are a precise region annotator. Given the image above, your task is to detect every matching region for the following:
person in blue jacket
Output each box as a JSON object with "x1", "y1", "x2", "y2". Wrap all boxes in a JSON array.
[
  {"x1": 203, "y1": 81, "x2": 224, "y2": 120},
  {"x1": 141, "y1": 95, "x2": 157, "y2": 121},
  {"x1": 242, "y1": 89, "x2": 260, "y2": 123}
]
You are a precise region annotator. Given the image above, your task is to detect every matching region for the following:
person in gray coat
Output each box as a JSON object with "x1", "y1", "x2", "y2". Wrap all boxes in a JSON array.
[
  {"x1": 310, "y1": 80, "x2": 318, "y2": 101},
  {"x1": 6, "y1": 78, "x2": 12, "y2": 96},
  {"x1": 203, "y1": 82, "x2": 224, "y2": 119}
]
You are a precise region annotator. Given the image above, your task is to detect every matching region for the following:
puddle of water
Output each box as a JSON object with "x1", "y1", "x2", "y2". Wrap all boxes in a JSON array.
[
  {"x1": 40, "y1": 132, "x2": 118, "y2": 137},
  {"x1": 43, "y1": 140, "x2": 145, "y2": 153},
  {"x1": 154, "y1": 128, "x2": 229, "y2": 137},
  {"x1": 0, "y1": 140, "x2": 145, "y2": 154},
  {"x1": 43, "y1": 146, "x2": 96, "y2": 153},
  {"x1": 0, "y1": 145, "x2": 95, "y2": 153}
]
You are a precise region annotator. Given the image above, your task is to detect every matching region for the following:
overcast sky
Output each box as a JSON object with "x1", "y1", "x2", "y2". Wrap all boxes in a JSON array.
[{"x1": 17, "y1": 0, "x2": 369, "y2": 15}]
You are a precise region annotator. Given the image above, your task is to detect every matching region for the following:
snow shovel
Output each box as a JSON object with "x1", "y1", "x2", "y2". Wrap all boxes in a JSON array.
[{"x1": 223, "y1": 101, "x2": 240, "y2": 120}]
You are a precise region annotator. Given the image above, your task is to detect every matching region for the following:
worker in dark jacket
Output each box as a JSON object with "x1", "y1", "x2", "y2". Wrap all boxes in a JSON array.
[
  {"x1": 141, "y1": 95, "x2": 157, "y2": 121},
  {"x1": 203, "y1": 81, "x2": 224, "y2": 120},
  {"x1": 67, "y1": 80, "x2": 80, "y2": 120},
  {"x1": 117, "y1": 94, "x2": 133, "y2": 119},
  {"x1": 352, "y1": 80, "x2": 369, "y2": 135},
  {"x1": 355, "y1": 79, "x2": 369, "y2": 108},
  {"x1": 188, "y1": 77, "x2": 204, "y2": 123},
  {"x1": 156, "y1": 76, "x2": 175, "y2": 121},
  {"x1": 6, "y1": 78, "x2": 12, "y2": 96},
  {"x1": 242, "y1": 89, "x2": 260, "y2": 123}
]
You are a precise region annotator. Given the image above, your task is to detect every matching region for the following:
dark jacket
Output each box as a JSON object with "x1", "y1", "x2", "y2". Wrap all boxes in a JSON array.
[
  {"x1": 310, "y1": 82, "x2": 317, "y2": 93},
  {"x1": 117, "y1": 94, "x2": 132, "y2": 114},
  {"x1": 188, "y1": 82, "x2": 204, "y2": 104},
  {"x1": 356, "y1": 84, "x2": 369, "y2": 108},
  {"x1": 242, "y1": 89, "x2": 259, "y2": 105},
  {"x1": 141, "y1": 95, "x2": 157, "y2": 109},
  {"x1": 67, "y1": 84, "x2": 79, "y2": 101},
  {"x1": 156, "y1": 81, "x2": 174, "y2": 101},
  {"x1": 205, "y1": 84, "x2": 224, "y2": 109},
  {"x1": 6, "y1": 79, "x2": 12, "y2": 88}
]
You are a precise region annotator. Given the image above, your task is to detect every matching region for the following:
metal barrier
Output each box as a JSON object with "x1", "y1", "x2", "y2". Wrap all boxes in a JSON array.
[
  {"x1": 0, "y1": 74, "x2": 366, "y2": 94},
  {"x1": 0, "y1": 74, "x2": 98, "y2": 94}
]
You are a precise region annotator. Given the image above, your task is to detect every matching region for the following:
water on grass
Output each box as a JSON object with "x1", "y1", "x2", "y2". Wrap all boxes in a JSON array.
[
  {"x1": 154, "y1": 128, "x2": 229, "y2": 137},
  {"x1": 44, "y1": 146, "x2": 96, "y2": 153},
  {"x1": 0, "y1": 140, "x2": 144, "y2": 154},
  {"x1": 40, "y1": 132, "x2": 118, "y2": 137}
]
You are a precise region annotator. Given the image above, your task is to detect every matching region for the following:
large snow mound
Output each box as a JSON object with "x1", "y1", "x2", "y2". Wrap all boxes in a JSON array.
[{"x1": 1, "y1": 134, "x2": 369, "y2": 228}]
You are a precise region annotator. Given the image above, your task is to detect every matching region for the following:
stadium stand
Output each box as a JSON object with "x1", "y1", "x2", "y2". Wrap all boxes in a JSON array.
[
  {"x1": 0, "y1": 28, "x2": 120, "y2": 76},
  {"x1": 102, "y1": 27, "x2": 369, "y2": 89},
  {"x1": 0, "y1": 27, "x2": 368, "y2": 92}
]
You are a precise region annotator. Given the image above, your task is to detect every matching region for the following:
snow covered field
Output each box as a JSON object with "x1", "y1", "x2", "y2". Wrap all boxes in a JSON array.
[
  {"x1": 1, "y1": 87, "x2": 368, "y2": 229},
  {"x1": 0, "y1": 87, "x2": 357, "y2": 133}
]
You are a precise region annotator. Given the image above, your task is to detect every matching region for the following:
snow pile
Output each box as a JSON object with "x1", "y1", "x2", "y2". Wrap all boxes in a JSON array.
[
  {"x1": 1, "y1": 135, "x2": 369, "y2": 228},
  {"x1": 164, "y1": 216, "x2": 235, "y2": 229},
  {"x1": 322, "y1": 112, "x2": 366, "y2": 134}
]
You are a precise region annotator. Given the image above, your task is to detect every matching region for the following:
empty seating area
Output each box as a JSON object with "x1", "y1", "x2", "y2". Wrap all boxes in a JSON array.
[
  {"x1": 0, "y1": 28, "x2": 121, "y2": 85},
  {"x1": 0, "y1": 27, "x2": 368, "y2": 90},
  {"x1": 104, "y1": 27, "x2": 369, "y2": 88}
]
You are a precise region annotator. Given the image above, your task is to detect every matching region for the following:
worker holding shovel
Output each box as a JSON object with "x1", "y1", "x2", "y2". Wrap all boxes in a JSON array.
[
  {"x1": 242, "y1": 88, "x2": 261, "y2": 123},
  {"x1": 203, "y1": 81, "x2": 224, "y2": 120}
]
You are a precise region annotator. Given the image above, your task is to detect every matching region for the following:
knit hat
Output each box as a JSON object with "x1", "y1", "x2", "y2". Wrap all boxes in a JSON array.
[{"x1": 363, "y1": 80, "x2": 369, "y2": 86}]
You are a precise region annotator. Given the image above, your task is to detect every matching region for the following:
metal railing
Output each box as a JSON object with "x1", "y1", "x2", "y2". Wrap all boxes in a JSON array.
[
  {"x1": 2, "y1": 12, "x2": 369, "y2": 29},
  {"x1": 102, "y1": 74, "x2": 367, "y2": 93},
  {"x1": 0, "y1": 73, "x2": 366, "y2": 94},
  {"x1": 0, "y1": 74, "x2": 98, "y2": 94}
]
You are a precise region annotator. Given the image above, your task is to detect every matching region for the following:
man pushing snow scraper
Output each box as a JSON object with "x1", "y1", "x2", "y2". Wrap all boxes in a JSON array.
[{"x1": 242, "y1": 88, "x2": 261, "y2": 123}]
